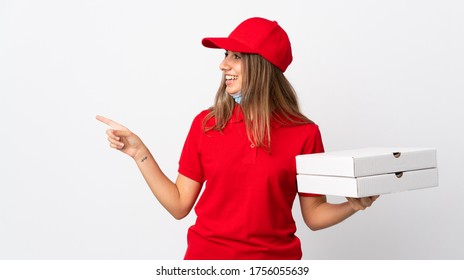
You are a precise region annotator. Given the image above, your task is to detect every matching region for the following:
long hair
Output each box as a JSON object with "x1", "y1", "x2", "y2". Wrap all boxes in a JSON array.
[{"x1": 203, "y1": 53, "x2": 313, "y2": 149}]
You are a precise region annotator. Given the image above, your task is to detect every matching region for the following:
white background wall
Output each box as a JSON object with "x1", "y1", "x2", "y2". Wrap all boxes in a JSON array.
[{"x1": 1, "y1": 0, "x2": 463, "y2": 260}]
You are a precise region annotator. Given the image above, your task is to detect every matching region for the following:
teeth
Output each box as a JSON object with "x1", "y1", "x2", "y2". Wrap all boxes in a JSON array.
[{"x1": 225, "y1": 75, "x2": 238, "y2": 80}]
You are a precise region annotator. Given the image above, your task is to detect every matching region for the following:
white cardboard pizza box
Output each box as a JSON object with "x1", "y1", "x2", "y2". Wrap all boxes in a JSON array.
[
  {"x1": 296, "y1": 147, "x2": 438, "y2": 197},
  {"x1": 297, "y1": 168, "x2": 438, "y2": 197},
  {"x1": 296, "y1": 147, "x2": 437, "y2": 177}
]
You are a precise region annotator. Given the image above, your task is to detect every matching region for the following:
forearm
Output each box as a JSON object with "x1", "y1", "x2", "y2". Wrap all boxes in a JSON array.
[
  {"x1": 300, "y1": 194, "x2": 378, "y2": 231},
  {"x1": 307, "y1": 201, "x2": 357, "y2": 231},
  {"x1": 300, "y1": 195, "x2": 359, "y2": 231},
  {"x1": 132, "y1": 146, "x2": 185, "y2": 219}
]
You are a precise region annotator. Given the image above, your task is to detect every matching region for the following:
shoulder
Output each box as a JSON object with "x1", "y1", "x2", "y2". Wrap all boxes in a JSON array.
[
  {"x1": 194, "y1": 109, "x2": 211, "y2": 121},
  {"x1": 296, "y1": 122, "x2": 322, "y2": 139},
  {"x1": 288, "y1": 122, "x2": 322, "y2": 140},
  {"x1": 301, "y1": 122, "x2": 321, "y2": 134},
  {"x1": 271, "y1": 111, "x2": 316, "y2": 128},
  {"x1": 300, "y1": 123, "x2": 324, "y2": 154},
  {"x1": 277, "y1": 121, "x2": 323, "y2": 150},
  {"x1": 274, "y1": 114, "x2": 321, "y2": 133},
  {"x1": 274, "y1": 119, "x2": 322, "y2": 140},
  {"x1": 190, "y1": 109, "x2": 212, "y2": 126},
  {"x1": 187, "y1": 109, "x2": 218, "y2": 136}
]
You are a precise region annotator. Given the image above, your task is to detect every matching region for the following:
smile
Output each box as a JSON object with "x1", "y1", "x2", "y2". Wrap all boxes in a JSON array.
[{"x1": 225, "y1": 75, "x2": 238, "y2": 80}]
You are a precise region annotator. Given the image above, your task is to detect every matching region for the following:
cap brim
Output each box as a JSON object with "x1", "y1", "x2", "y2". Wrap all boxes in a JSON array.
[{"x1": 202, "y1": 37, "x2": 256, "y2": 53}]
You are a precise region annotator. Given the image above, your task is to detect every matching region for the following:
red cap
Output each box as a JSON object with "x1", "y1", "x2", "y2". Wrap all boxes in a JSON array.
[{"x1": 202, "y1": 17, "x2": 293, "y2": 72}]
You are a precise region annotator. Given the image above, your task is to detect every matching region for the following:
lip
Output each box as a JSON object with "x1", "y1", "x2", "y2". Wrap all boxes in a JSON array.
[{"x1": 225, "y1": 74, "x2": 238, "y2": 86}]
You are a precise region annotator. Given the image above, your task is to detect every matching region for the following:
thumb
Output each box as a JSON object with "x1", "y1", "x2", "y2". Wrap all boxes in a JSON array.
[{"x1": 112, "y1": 129, "x2": 132, "y2": 137}]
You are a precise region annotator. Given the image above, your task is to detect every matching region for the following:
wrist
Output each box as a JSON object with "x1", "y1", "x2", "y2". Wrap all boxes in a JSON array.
[
  {"x1": 133, "y1": 145, "x2": 150, "y2": 162},
  {"x1": 344, "y1": 198, "x2": 366, "y2": 212}
]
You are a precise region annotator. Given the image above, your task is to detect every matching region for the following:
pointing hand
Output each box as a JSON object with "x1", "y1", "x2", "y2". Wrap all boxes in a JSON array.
[{"x1": 96, "y1": 115, "x2": 145, "y2": 159}]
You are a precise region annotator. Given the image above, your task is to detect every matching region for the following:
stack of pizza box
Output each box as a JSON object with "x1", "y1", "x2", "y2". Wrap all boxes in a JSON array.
[{"x1": 296, "y1": 147, "x2": 438, "y2": 198}]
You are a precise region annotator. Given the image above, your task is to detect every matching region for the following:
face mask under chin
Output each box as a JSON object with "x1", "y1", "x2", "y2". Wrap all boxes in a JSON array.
[{"x1": 228, "y1": 91, "x2": 242, "y2": 104}]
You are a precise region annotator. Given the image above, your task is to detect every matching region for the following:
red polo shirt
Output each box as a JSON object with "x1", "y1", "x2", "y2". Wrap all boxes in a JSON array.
[{"x1": 178, "y1": 105, "x2": 324, "y2": 260}]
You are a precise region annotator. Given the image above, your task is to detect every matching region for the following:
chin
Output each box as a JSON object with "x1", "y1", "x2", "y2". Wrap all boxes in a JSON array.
[{"x1": 226, "y1": 89, "x2": 241, "y2": 95}]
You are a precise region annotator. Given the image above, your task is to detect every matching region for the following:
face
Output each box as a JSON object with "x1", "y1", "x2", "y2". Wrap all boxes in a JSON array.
[{"x1": 220, "y1": 51, "x2": 242, "y2": 94}]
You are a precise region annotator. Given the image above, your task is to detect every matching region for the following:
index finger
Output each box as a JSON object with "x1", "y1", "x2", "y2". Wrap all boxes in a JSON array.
[{"x1": 96, "y1": 115, "x2": 125, "y2": 129}]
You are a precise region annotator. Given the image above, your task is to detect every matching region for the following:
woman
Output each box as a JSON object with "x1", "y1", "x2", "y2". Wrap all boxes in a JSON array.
[{"x1": 97, "y1": 17, "x2": 378, "y2": 260}]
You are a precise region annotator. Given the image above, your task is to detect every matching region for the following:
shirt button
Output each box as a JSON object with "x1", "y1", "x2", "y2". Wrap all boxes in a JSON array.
[{"x1": 250, "y1": 144, "x2": 255, "y2": 148}]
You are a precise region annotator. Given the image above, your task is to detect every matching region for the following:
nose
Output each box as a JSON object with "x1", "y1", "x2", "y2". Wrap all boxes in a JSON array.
[{"x1": 219, "y1": 57, "x2": 231, "y2": 71}]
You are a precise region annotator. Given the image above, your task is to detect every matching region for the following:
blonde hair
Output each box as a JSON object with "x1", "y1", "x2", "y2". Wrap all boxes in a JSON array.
[{"x1": 203, "y1": 53, "x2": 313, "y2": 149}]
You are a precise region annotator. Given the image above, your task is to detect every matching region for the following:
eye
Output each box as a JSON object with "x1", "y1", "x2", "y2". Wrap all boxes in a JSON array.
[
  {"x1": 233, "y1": 54, "x2": 241, "y2": 60},
  {"x1": 224, "y1": 51, "x2": 229, "y2": 58}
]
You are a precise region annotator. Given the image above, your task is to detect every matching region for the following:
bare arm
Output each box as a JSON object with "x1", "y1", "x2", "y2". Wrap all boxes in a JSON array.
[
  {"x1": 96, "y1": 115, "x2": 202, "y2": 219},
  {"x1": 133, "y1": 146, "x2": 202, "y2": 219},
  {"x1": 299, "y1": 195, "x2": 379, "y2": 231}
]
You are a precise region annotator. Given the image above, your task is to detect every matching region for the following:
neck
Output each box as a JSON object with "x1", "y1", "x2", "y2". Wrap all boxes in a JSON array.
[{"x1": 229, "y1": 92, "x2": 242, "y2": 104}]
